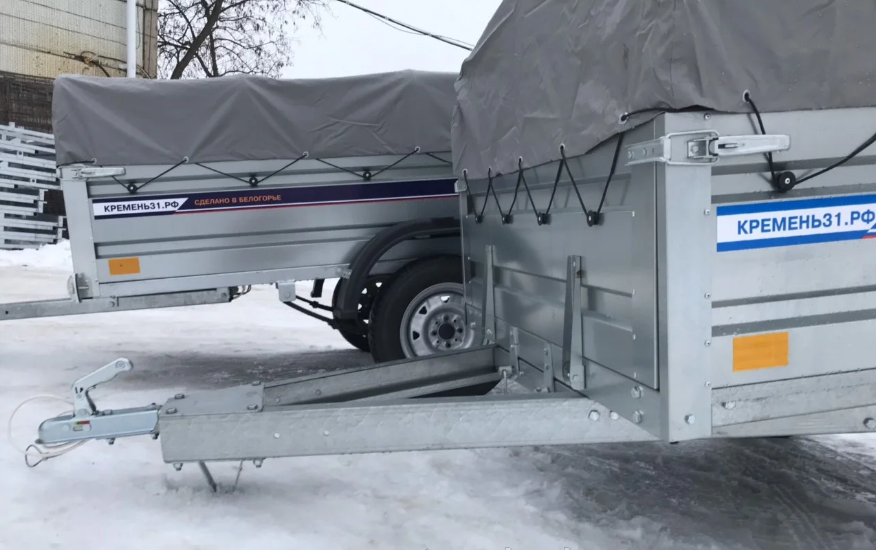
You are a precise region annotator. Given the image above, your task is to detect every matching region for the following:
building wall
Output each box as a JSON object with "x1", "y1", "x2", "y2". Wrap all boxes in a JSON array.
[{"x1": 0, "y1": 0, "x2": 159, "y2": 79}]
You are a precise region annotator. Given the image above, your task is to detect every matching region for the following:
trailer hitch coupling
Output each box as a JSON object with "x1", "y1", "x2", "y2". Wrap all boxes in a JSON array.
[{"x1": 37, "y1": 358, "x2": 159, "y2": 446}]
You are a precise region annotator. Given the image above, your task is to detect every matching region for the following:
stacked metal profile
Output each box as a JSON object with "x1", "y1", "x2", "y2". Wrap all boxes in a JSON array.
[{"x1": 0, "y1": 123, "x2": 65, "y2": 249}]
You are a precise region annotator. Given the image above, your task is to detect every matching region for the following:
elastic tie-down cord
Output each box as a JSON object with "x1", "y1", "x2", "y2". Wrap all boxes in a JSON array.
[
  {"x1": 315, "y1": 147, "x2": 421, "y2": 182},
  {"x1": 464, "y1": 133, "x2": 625, "y2": 228},
  {"x1": 744, "y1": 90, "x2": 876, "y2": 192},
  {"x1": 98, "y1": 146, "x2": 431, "y2": 195},
  {"x1": 113, "y1": 157, "x2": 189, "y2": 194}
]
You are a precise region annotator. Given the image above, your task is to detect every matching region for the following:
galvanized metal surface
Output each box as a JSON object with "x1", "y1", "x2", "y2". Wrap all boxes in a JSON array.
[
  {"x1": 263, "y1": 346, "x2": 498, "y2": 406},
  {"x1": 0, "y1": 123, "x2": 64, "y2": 249},
  {"x1": 1, "y1": 288, "x2": 231, "y2": 321},
  {"x1": 61, "y1": 153, "x2": 460, "y2": 298},
  {"x1": 38, "y1": 405, "x2": 159, "y2": 444},
  {"x1": 712, "y1": 368, "x2": 876, "y2": 428},
  {"x1": 461, "y1": 109, "x2": 876, "y2": 442},
  {"x1": 158, "y1": 394, "x2": 657, "y2": 463}
]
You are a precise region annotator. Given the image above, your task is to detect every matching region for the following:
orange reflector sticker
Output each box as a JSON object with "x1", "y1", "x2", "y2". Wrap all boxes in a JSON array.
[
  {"x1": 733, "y1": 332, "x2": 789, "y2": 372},
  {"x1": 108, "y1": 257, "x2": 141, "y2": 276}
]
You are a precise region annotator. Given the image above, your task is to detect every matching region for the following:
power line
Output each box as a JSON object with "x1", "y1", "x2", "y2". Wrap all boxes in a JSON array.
[{"x1": 333, "y1": 0, "x2": 474, "y2": 51}]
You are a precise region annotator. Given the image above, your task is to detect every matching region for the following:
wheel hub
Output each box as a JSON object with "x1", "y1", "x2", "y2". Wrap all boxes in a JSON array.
[{"x1": 400, "y1": 282, "x2": 471, "y2": 358}]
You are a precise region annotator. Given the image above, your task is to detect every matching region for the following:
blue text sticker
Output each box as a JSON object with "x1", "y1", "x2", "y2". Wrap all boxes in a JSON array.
[{"x1": 716, "y1": 194, "x2": 876, "y2": 252}]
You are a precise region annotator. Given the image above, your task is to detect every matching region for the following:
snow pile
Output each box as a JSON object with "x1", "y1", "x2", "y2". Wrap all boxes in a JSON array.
[{"x1": 0, "y1": 239, "x2": 73, "y2": 270}]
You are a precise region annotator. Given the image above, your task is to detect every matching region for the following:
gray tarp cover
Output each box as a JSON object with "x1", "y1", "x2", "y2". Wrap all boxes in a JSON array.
[
  {"x1": 452, "y1": 0, "x2": 876, "y2": 179},
  {"x1": 53, "y1": 70, "x2": 457, "y2": 166}
]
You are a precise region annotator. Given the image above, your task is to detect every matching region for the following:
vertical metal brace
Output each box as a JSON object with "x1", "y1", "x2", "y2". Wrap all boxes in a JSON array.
[
  {"x1": 481, "y1": 245, "x2": 496, "y2": 345},
  {"x1": 543, "y1": 343, "x2": 555, "y2": 392},
  {"x1": 562, "y1": 256, "x2": 585, "y2": 391},
  {"x1": 509, "y1": 326, "x2": 520, "y2": 375}
]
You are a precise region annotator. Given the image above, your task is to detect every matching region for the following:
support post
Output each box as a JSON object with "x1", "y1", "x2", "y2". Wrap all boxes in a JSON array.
[
  {"x1": 563, "y1": 255, "x2": 585, "y2": 391},
  {"x1": 481, "y1": 245, "x2": 496, "y2": 344}
]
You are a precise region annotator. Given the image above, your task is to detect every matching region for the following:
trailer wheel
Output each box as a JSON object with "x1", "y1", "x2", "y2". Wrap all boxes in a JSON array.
[
  {"x1": 368, "y1": 256, "x2": 496, "y2": 396},
  {"x1": 331, "y1": 275, "x2": 388, "y2": 352}
]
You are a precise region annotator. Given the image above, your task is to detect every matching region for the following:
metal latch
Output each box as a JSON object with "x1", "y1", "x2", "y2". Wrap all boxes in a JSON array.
[
  {"x1": 626, "y1": 130, "x2": 790, "y2": 166},
  {"x1": 688, "y1": 134, "x2": 790, "y2": 161},
  {"x1": 72, "y1": 167, "x2": 126, "y2": 179}
]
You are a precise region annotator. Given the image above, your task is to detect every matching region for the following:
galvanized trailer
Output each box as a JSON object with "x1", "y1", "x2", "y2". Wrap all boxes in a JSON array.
[
  {"x1": 21, "y1": 0, "x2": 876, "y2": 478},
  {"x1": 31, "y1": 107, "x2": 876, "y2": 473},
  {"x1": 2, "y1": 70, "x2": 478, "y2": 367}
]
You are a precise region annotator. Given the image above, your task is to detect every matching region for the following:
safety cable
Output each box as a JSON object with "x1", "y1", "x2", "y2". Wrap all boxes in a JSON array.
[{"x1": 7, "y1": 395, "x2": 87, "y2": 468}]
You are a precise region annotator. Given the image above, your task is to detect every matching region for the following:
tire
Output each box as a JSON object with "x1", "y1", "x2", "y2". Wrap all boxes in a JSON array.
[
  {"x1": 331, "y1": 275, "x2": 388, "y2": 352},
  {"x1": 368, "y1": 256, "x2": 497, "y2": 396}
]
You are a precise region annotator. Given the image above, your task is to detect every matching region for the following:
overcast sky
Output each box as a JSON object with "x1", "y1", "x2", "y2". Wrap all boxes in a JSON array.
[{"x1": 281, "y1": 0, "x2": 502, "y2": 79}]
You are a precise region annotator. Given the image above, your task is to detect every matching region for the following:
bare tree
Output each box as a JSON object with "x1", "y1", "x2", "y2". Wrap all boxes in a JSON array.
[{"x1": 158, "y1": 0, "x2": 325, "y2": 79}]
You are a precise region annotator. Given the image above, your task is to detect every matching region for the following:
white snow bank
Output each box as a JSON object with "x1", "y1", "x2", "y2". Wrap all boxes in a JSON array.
[{"x1": 0, "y1": 239, "x2": 73, "y2": 270}]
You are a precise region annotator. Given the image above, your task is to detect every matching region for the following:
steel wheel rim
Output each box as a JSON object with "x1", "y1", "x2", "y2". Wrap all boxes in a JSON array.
[{"x1": 400, "y1": 282, "x2": 470, "y2": 358}]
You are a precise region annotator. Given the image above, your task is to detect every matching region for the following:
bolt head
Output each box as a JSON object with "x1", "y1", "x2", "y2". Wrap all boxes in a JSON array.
[
  {"x1": 116, "y1": 361, "x2": 127, "y2": 369},
  {"x1": 632, "y1": 410, "x2": 644, "y2": 424},
  {"x1": 588, "y1": 410, "x2": 601, "y2": 421},
  {"x1": 704, "y1": 292, "x2": 711, "y2": 299},
  {"x1": 609, "y1": 411, "x2": 620, "y2": 421},
  {"x1": 254, "y1": 459, "x2": 264, "y2": 468},
  {"x1": 704, "y1": 208, "x2": 711, "y2": 216},
  {"x1": 247, "y1": 404, "x2": 259, "y2": 411},
  {"x1": 165, "y1": 407, "x2": 177, "y2": 415},
  {"x1": 723, "y1": 401, "x2": 736, "y2": 410},
  {"x1": 704, "y1": 381, "x2": 712, "y2": 388},
  {"x1": 174, "y1": 393, "x2": 185, "y2": 400},
  {"x1": 631, "y1": 386, "x2": 643, "y2": 399},
  {"x1": 704, "y1": 113, "x2": 712, "y2": 120},
  {"x1": 705, "y1": 340, "x2": 712, "y2": 347},
  {"x1": 685, "y1": 414, "x2": 696, "y2": 425},
  {"x1": 273, "y1": 433, "x2": 281, "y2": 439},
  {"x1": 864, "y1": 418, "x2": 876, "y2": 430}
]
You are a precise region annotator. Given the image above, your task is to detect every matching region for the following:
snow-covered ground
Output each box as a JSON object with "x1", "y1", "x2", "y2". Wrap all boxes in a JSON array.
[{"x1": 2, "y1": 243, "x2": 875, "y2": 550}]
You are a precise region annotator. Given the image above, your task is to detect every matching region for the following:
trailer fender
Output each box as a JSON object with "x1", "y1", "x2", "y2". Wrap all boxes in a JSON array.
[{"x1": 333, "y1": 217, "x2": 460, "y2": 323}]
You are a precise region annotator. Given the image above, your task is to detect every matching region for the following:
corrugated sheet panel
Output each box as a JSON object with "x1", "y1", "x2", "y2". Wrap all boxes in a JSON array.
[{"x1": 0, "y1": 0, "x2": 157, "y2": 78}]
